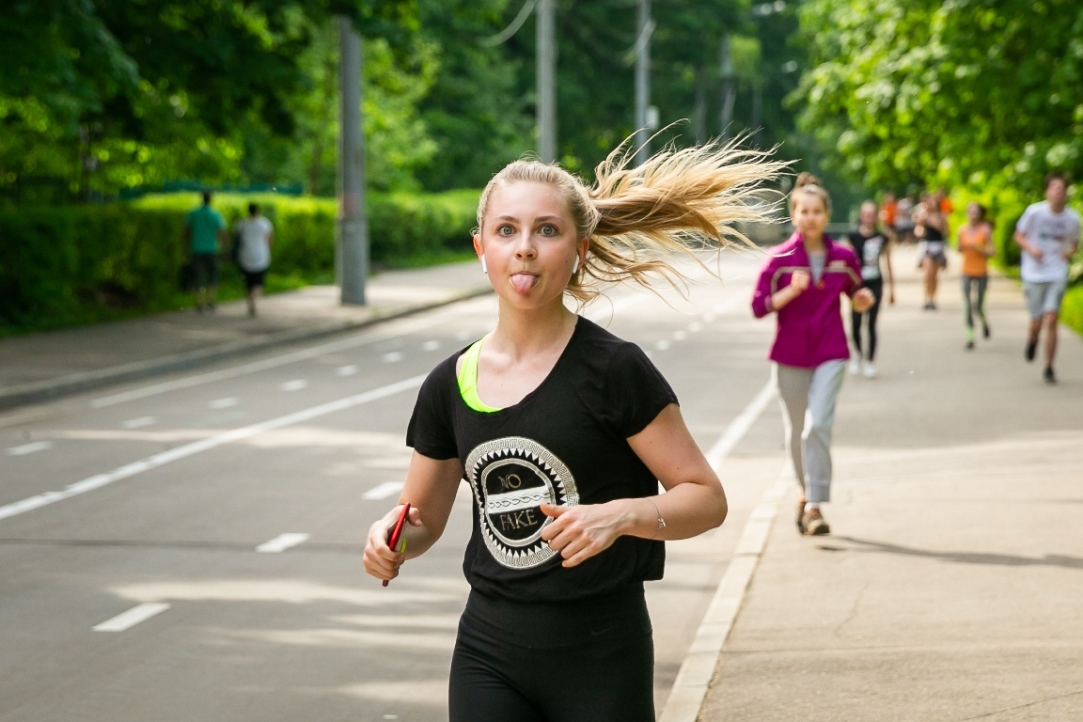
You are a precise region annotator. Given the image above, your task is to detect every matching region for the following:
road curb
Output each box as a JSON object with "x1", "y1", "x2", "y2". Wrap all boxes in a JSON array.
[{"x1": 0, "y1": 285, "x2": 493, "y2": 412}]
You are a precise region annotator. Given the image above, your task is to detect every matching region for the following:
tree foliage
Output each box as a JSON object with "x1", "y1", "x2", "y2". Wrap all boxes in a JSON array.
[{"x1": 794, "y1": 0, "x2": 1083, "y2": 192}]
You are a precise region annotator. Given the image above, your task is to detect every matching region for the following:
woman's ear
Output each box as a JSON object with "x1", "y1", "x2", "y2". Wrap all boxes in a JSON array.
[{"x1": 473, "y1": 234, "x2": 487, "y2": 274}]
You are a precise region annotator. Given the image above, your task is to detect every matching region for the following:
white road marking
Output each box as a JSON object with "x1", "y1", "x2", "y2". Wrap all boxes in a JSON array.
[
  {"x1": 688, "y1": 322, "x2": 703, "y2": 333},
  {"x1": 87, "y1": 305, "x2": 485, "y2": 408},
  {"x1": 280, "y1": 379, "x2": 308, "y2": 392},
  {"x1": 256, "y1": 533, "x2": 310, "y2": 553},
  {"x1": 673, "y1": 330, "x2": 687, "y2": 341},
  {"x1": 421, "y1": 340, "x2": 441, "y2": 351},
  {"x1": 336, "y1": 365, "x2": 359, "y2": 377},
  {"x1": 655, "y1": 340, "x2": 672, "y2": 351},
  {"x1": 454, "y1": 330, "x2": 472, "y2": 341},
  {"x1": 0, "y1": 375, "x2": 427, "y2": 523},
  {"x1": 660, "y1": 379, "x2": 783, "y2": 722},
  {"x1": 7, "y1": 441, "x2": 53, "y2": 456},
  {"x1": 92, "y1": 602, "x2": 171, "y2": 632},
  {"x1": 362, "y1": 481, "x2": 405, "y2": 501},
  {"x1": 702, "y1": 312, "x2": 716, "y2": 323},
  {"x1": 209, "y1": 397, "x2": 238, "y2": 409},
  {"x1": 121, "y1": 416, "x2": 155, "y2": 429},
  {"x1": 704, "y1": 380, "x2": 776, "y2": 466},
  {"x1": 381, "y1": 352, "x2": 404, "y2": 363}
]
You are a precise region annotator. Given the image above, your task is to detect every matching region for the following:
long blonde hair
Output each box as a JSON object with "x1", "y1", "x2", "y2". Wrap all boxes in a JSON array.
[{"x1": 476, "y1": 138, "x2": 788, "y2": 302}]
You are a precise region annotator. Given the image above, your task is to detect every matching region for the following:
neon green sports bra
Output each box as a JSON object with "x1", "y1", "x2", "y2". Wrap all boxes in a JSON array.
[{"x1": 457, "y1": 336, "x2": 501, "y2": 413}]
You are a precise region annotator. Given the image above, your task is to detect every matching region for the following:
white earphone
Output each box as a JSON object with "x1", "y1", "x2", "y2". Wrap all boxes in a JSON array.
[
  {"x1": 480, "y1": 256, "x2": 487, "y2": 274},
  {"x1": 572, "y1": 256, "x2": 580, "y2": 274}
]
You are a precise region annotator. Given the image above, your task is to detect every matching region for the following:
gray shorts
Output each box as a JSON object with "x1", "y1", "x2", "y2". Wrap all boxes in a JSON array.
[{"x1": 1024, "y1": 279, "x2": 1067, "y2": 319}]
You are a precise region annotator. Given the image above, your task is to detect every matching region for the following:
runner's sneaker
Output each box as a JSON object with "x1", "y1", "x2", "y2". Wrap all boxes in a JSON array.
[
  {"x1": 1026, "y1": 340, "x2": 1037, "y2": 362},
  {"x1": 862, "y1": 360, "x2": 877, "y2": 379},
  {"x1": 796, "y1": 499, "x2": 807, "y2": 535},
  {"x1": 1044, "y1": 366, "x2": 1057, "y2": 384},
  {"x1": 801, "y1": 507, "x2": 831, "y2": 536},
  {"x1": 848, "y1": 357, "x2": 862, "y2": 375},
  {"x1": 982, "y1": 323, "x2": 991, "y2": 339}
]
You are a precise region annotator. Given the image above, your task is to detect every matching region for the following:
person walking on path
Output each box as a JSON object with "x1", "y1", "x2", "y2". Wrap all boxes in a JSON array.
[
  {"x1": 914, "y1": 193, "x2": 949, "y2": 310},
  {"x1": 845, "y1": 200, "x2": 895, "y2": 378},
  {"x1": 183, "y1": 190, "x2": 227, "y2": 313},
  {"x1": 233, "y1": 203, "x2": 274, "y2": 317},
  {"x1": 958, "y1": 202, "x2": 996, "y2": 350},
  {"x1": 751, "y1": 174, "x2": 874, "y2": 536},
  {"x1": 363, "y1": 141, "x2": 785, "y2": 721},
  {"x1": 1014, "y1": 173, "x2": 1080, "y2": 383}
]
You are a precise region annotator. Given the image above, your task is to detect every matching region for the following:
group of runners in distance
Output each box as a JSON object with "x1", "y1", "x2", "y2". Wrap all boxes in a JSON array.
[{"x1": 361, "y1": 137, "x2": 1079, "y2": 720}]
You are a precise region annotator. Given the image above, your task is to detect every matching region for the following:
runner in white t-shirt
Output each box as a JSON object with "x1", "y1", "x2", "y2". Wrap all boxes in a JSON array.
[
  {"x1": 1013, "y1": 173, "x2": 1081, "y2": 383},
  {"x1": 233, "y1": 203, "x2": 274, "y2": 317}
]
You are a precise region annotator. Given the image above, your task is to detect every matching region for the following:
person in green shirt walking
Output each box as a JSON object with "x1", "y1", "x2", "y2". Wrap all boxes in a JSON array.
[{"x1": 183, "y1": 191, "x2": 227, "y2": 312}]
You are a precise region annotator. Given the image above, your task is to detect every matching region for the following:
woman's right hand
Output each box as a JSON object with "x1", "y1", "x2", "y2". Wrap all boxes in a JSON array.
[
  {"x1": 789, "y1": 270, "x2": 810, "y2": 294},
  {"x1": 363, "y1": 504, "x2": 420, "y2": 583}
]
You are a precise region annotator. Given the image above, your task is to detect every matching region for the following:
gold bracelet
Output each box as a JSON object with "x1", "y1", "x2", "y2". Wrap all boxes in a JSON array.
[{"x1": 645, "y1": 497, "x2": 666, "y2": 538}]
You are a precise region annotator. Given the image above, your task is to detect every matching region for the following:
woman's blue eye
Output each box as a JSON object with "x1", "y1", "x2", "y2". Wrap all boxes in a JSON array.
[
  {"x1": 540, "y1": 225, "x2": 557, "y2": 236},
  {"x1": 497, "y1": 225, "x2": 514, "y2": 236}
]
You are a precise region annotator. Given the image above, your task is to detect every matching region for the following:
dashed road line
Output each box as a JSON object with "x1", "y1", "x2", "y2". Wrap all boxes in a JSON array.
[
  {"x1": 93, "y1": 602, "x2": 171, "y2": 632},
  {"x1": 280, "y1": 379, "x2": 308, "y2": 392},
  {"x1": 7, "y1": 441, "x2": 53, "y2": 456},
  {"x1": 256, "y1": 533, "x2": 310, "y2": 553},
  {"x1": 121, "y1": 416, "x2": 156, "y2": 429},
  {"x1": 208, "y1": 397, "x2": 239, "y2": 410},
  {"x1": 421, "y1": 340, "x2": 441, "y2": 351},
  {"x1": 381, "y1": 352, "x2": 405, "y2": 363},
  {"x1": 362, "y1": 481, "x2": 405, "y2": 501},
  {"x1": 0, "y1": 375, "x2": 427, "y2": 523},
  {"x1": 336, "y1": 365, "x2": 359, "y2": 377}
]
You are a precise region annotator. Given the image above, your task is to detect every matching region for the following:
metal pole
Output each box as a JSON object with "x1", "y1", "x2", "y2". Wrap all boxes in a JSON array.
[
  {"x1": 633, "y1": 0, "x2": 651, "y2": 166},
  {"x1": 719, "y1": 34, "x2": 736, "y2": 139},
  {"x1": 337, "y1": 16, "x2": 369, "y2": 306},
  {"x1": 536, "y1": 0, "x2": 556, "y2": 163}
]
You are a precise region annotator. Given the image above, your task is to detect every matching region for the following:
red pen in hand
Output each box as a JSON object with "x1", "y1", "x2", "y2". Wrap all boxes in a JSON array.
[{"x1": 382, "y1": 503, "x2": 411, "y2": 587}]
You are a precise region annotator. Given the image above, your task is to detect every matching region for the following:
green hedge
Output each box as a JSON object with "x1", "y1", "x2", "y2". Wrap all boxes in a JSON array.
[{"x1": 0, "y1": 190, "x2": 479, "y2": 332}]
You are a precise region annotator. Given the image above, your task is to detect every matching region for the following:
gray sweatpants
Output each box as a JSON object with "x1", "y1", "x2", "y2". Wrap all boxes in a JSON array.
[{"x1": 773, "y1": 360, "x2": 847, "y2": 503}]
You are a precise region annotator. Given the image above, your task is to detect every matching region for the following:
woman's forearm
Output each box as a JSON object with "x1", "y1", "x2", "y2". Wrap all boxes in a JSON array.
[{"x1": 615, "y1": 481, "x2": 727, "y2": 542}]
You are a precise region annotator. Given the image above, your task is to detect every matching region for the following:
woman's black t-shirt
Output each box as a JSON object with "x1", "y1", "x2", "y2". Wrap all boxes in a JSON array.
[{"x1": 406, "y1": 316, "x2": 677, "y2": 603}]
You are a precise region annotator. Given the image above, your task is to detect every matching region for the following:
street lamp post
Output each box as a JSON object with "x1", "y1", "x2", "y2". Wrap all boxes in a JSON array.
[{"x1": 337, "y1": 16, "x2": 369, "y2": 306}]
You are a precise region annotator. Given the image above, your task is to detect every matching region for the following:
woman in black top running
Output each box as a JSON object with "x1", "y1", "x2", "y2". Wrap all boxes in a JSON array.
[
  {"x1": 846, "y1": 200, "x2": 895, "y2": 378},
  {"x1": 914, "y1": 193, "x2": 948, "y2": 309},
  {"x1": 362, "y1": 141, "x2": 784, "y2": 722}
]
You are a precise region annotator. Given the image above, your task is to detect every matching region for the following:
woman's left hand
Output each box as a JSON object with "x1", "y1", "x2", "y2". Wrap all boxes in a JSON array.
[
  {"x1": 539, "y1": 502, "x2": 626, "y2": 568},
  {"x1": 852, "y1": 288, "x2": 875, "y2": 313}
]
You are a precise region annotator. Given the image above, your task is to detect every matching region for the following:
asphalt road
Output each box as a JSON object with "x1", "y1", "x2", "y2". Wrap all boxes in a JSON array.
[{"x1": 0, "y1": 251, "x2": 786, "y2": 722}]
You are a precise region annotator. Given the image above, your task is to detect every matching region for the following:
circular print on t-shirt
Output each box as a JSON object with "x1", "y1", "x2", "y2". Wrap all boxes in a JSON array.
[{"x1": 465, "y1": 436, "x2": 579, "y2": 569}]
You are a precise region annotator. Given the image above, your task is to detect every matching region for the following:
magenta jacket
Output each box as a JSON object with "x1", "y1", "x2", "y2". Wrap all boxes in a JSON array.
[{"x1": 751, "y1": 232, "x2": 864, "y2": 368}]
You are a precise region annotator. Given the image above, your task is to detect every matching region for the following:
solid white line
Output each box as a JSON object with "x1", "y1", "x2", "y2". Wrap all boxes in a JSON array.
[
  {"x1": 121, "y1": 416, "x2": 156, "y2": 429},
  {"x1": 0, "y1": 375, "x2": 427, "y2": 523},
  {"x1": 704, "y1": 380, "x2": 776, "y2": 466},
  {"x1": 209, "y1": 397, "x2": 238, "y2": 409},
  {"x1": 7, "y1": 441, "x2": 54, "y2": 456},
  {"x1": 256, "y1": 532, "x2": 310, "y2": 553},
  {"x1": 280, "y1": 379, "x2": 308, "y2": 392},
  {"x1": 93, "y1": 602, "x2": 171, "y2": 632},
  {"x1": 660, "y1": 379, "x2": 784, "y2": 722},
  {"x1": 362, "y1": 481, "x2": 405, "y2": 501}
]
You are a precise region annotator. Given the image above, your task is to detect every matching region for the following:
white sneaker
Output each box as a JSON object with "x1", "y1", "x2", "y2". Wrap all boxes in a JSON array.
[
  {"x1": 863, "y1": 360, "x2": 878, "y2": 379},
  {"x1": 848, "y1": 357, "x2": 862, "y2": 375}
]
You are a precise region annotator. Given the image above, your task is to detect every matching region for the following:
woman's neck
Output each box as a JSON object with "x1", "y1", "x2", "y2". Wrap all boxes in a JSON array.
[
  {"x1": 858, "y1": 222, "x2": 875, "y2": 235},
  {"x1": 490, "y1": 300, "x2": 576, "y2": 360},
  {"x1": 802, "y1": 232, "x2": 826, "y2": 253}
]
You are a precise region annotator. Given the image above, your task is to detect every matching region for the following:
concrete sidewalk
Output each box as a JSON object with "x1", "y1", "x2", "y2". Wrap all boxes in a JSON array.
[
  {"x1": 0, "y1": 261, "x2": 491, "y2": 410},
  {"x1": 699, "y1": 246, "x2": 1083, "y2": 720}
]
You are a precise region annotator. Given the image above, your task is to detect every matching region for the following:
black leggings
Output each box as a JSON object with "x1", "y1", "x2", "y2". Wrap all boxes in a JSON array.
[
  {"x1": 449, "y1": 587, "x2": 656, "y2": 722},
  {"x1": 851, "y1": 279, "x2": 884, "y2": 360},
  {"x1": 962, "y1": 275, "x2": 988, "y2": 330}
]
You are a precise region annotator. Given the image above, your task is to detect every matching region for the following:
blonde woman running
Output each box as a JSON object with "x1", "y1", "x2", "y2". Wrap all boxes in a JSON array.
[{"x1": 362, "y1": 141, "x2": 785, "y2": 721}]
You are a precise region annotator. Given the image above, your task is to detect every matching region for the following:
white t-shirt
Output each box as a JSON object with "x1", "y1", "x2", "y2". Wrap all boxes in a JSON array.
[
  {"x1": 1016, "y1": 201, "x2": 1080, "y2": 283},
  {"x1": 235, "y1": 216, "x2": 273, "y2": 272}
]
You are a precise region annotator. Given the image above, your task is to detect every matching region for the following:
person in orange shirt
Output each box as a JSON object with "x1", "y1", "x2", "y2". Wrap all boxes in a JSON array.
[
  {"x1": 958, "y1": 202, "x2": 996, "y2": 349},
  {"x1": 879, "y1": 192, "x2": 898, "y2": 232}
]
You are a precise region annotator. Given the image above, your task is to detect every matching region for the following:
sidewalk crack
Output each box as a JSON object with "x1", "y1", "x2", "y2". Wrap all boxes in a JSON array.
[
  {"x1": 951, "y1": 688, "x2": 1083, "y2": 721},
  {"x1": 832, "y1": 582, "x2": 869, "y2": 639}
]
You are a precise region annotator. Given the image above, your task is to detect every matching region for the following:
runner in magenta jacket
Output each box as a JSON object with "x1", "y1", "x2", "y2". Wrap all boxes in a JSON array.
[{"x1": 752, "y1": 174, "x2": 874, "y2": 535}]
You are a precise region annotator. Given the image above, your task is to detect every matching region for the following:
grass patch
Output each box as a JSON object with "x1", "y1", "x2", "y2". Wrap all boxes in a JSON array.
[{"x1": 1061, "y1": 285, "x2": 1083, "y2": 338}]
